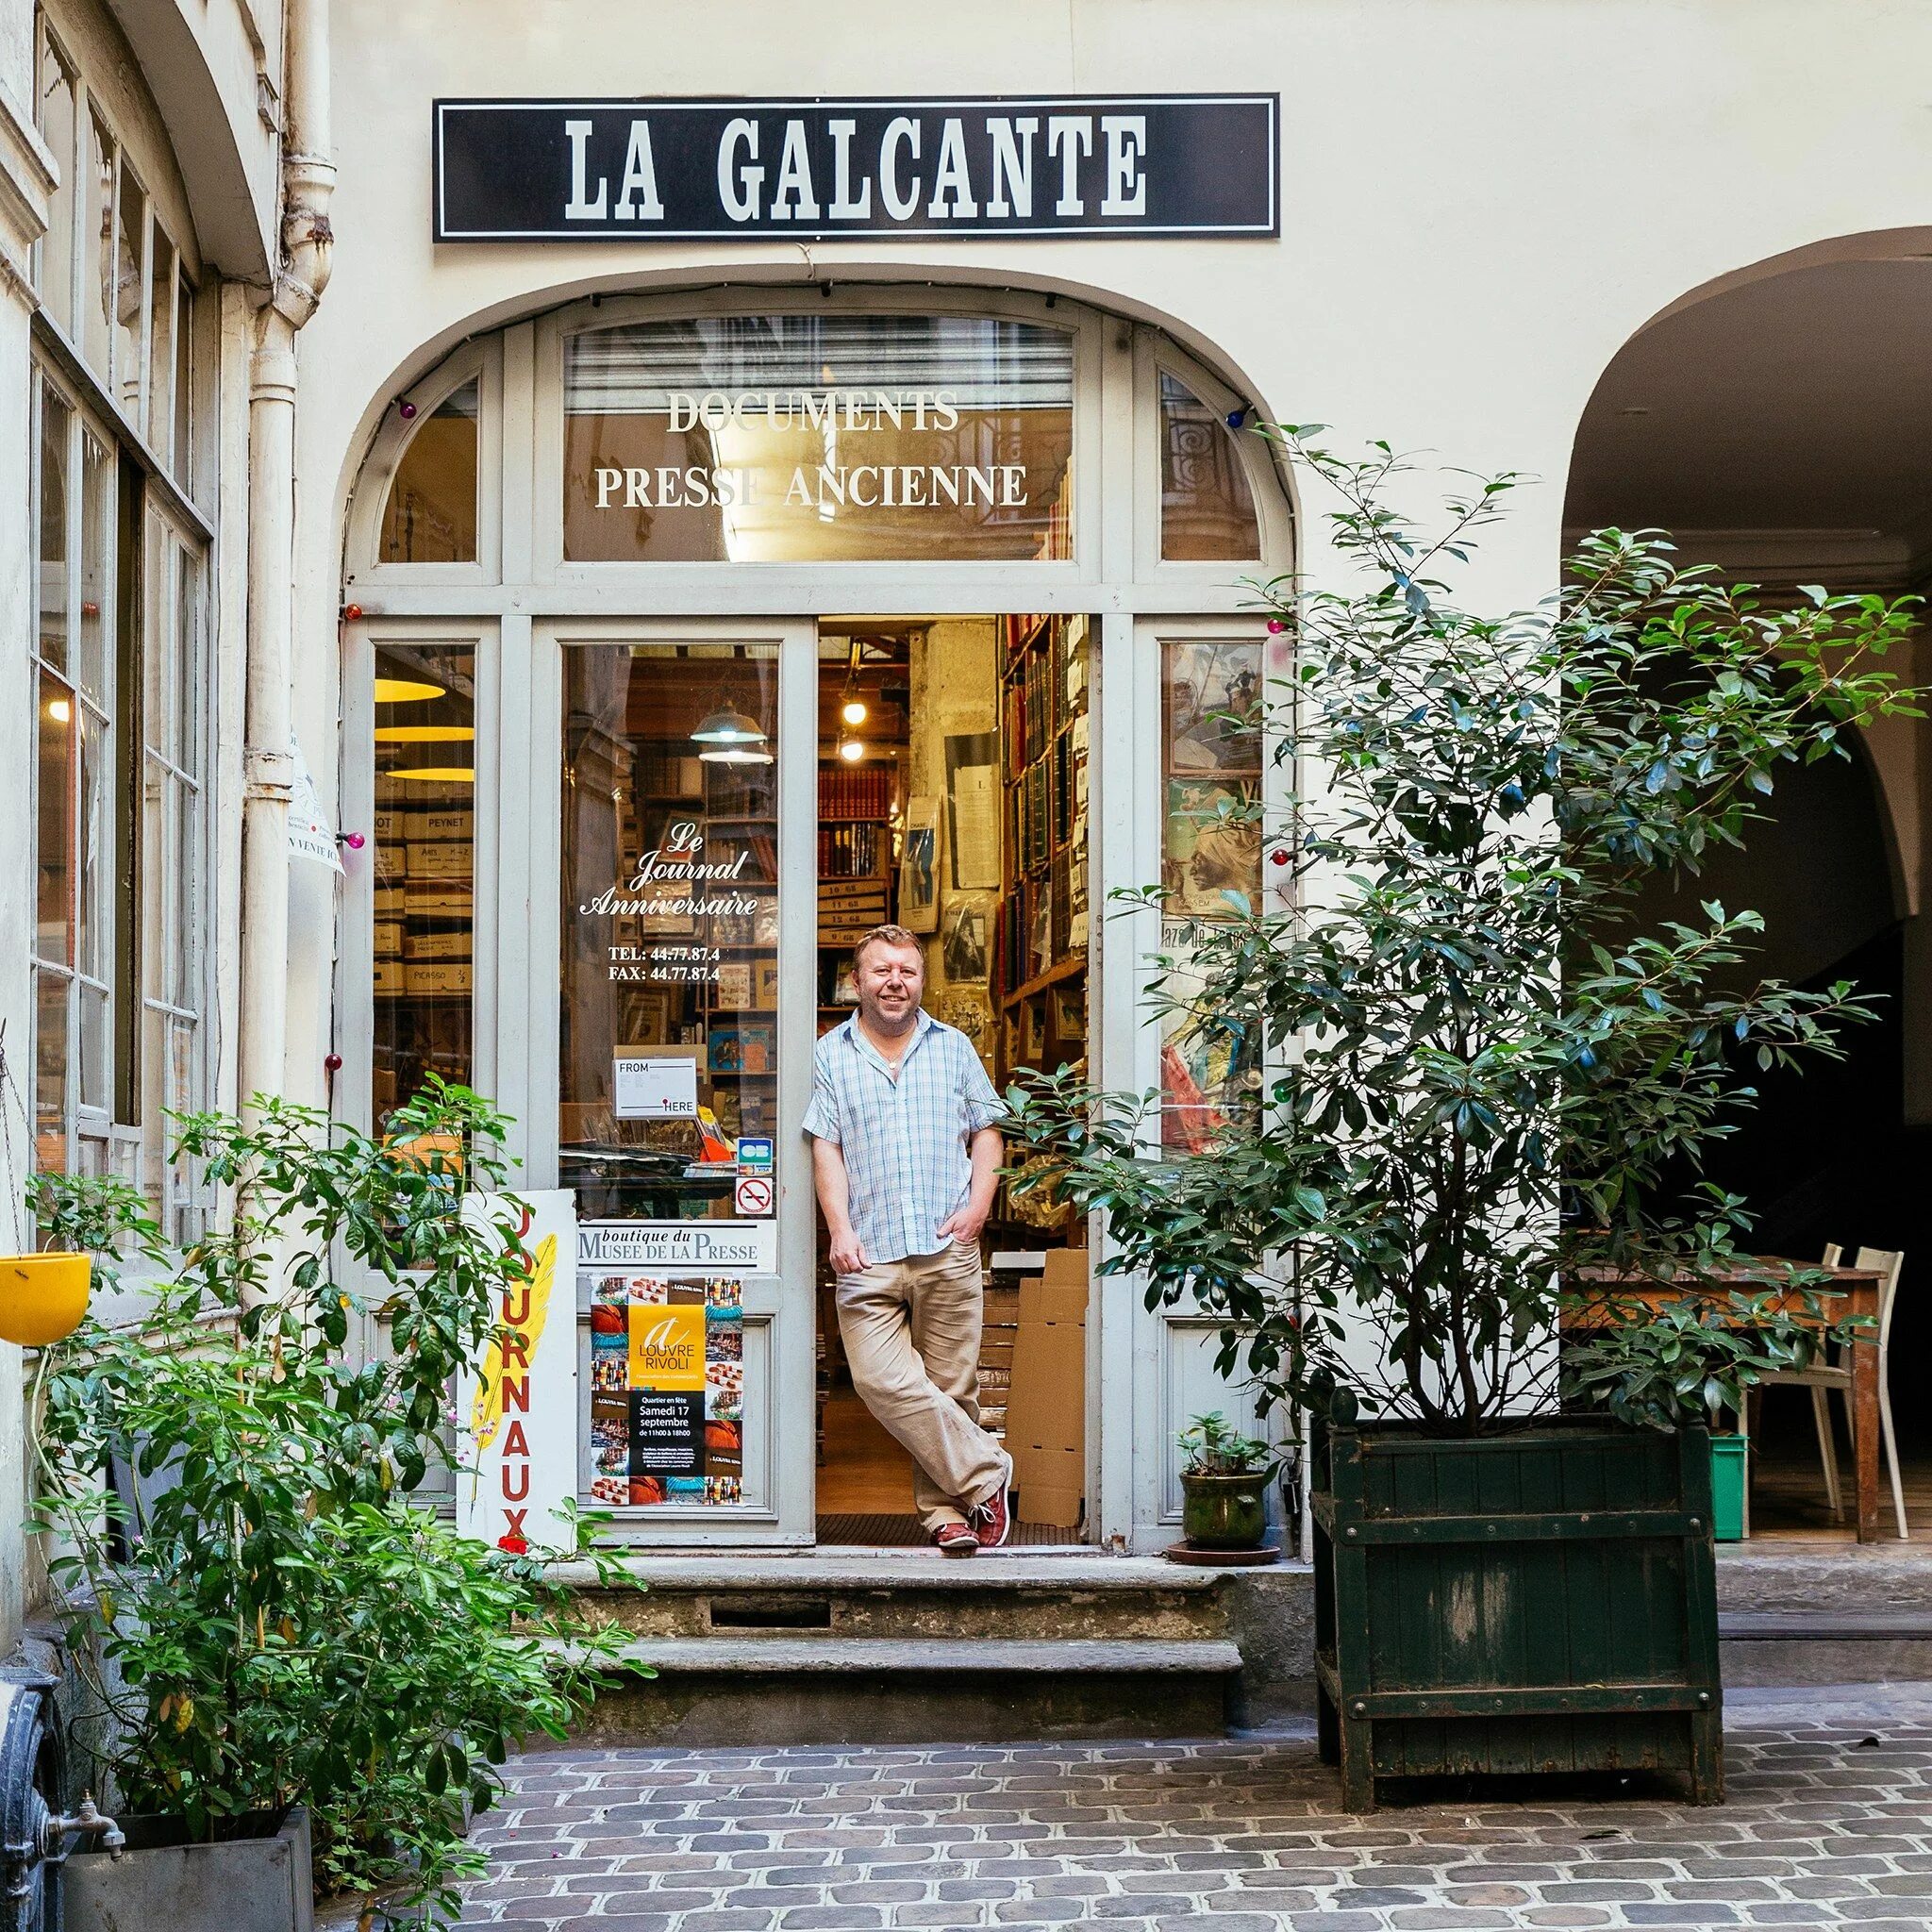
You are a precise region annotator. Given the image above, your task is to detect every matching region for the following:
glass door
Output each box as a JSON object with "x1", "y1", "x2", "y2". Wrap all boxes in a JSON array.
[{"x1": 545, "y1": 620, "x2": 817, "y2": 1545}]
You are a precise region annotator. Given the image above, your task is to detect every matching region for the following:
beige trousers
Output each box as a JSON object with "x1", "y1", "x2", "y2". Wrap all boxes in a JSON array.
[{"x1": 836, "y1": 1240, "x2": 1006, "y2": 1531}]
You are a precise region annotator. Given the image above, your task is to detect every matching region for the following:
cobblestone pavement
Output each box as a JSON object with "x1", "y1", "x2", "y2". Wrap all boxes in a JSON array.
[{"x1": 451, "y1": 1688, "x2": 1932, "y2": 1931}]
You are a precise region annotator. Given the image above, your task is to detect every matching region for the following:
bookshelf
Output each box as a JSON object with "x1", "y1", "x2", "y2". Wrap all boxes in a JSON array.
[
  {"x1": 817, "y1": 760, "x2": 895, "y2": 1030},
  {"x1": 996, "y1": 612, "x2": 1090, "y2": 1084}
]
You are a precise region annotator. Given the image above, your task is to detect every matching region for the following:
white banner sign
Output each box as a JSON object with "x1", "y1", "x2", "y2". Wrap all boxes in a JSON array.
[
  {"x1": 287, "y1": 746, "x2": 344, "y2": 874},
  {"x1": 578, "y1": 1219, "x2": 774, "y2": 1271},
  {"x1": 458, "y1": 1190, "x2": 578, "y2": 1555}
]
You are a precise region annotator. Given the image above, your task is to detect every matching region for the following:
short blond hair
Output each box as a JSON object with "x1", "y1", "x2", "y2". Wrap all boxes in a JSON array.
[{"x1": 852, "y1": 924, "x2": 923, "y2": 970}]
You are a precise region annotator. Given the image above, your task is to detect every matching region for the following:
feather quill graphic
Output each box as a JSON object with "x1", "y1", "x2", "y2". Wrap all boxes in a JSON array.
[{"x1": 471, "y1": 1231, "x2": 557, "y2": 1459}]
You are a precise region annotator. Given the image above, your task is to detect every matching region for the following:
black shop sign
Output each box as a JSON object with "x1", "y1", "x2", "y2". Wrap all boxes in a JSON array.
[{"x1": 433, "y1": 96, "x2": 1278, "y2": 242}]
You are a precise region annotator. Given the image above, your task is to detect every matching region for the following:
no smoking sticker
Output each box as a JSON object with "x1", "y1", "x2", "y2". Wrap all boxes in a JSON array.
[{"x1": 734, "y1": 1174, "x2": 775, "y2": 1217}]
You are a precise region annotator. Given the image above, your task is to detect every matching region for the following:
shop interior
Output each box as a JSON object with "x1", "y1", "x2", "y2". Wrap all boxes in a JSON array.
[{"x1": 813, "y1": 616, "x2": 1091, "y2": 1546}]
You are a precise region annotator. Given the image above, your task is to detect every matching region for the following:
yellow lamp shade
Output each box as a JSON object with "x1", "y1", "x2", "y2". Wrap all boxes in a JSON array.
[{"x1": 0, "y1": 1254, "x2": 92, "y2": 1347}]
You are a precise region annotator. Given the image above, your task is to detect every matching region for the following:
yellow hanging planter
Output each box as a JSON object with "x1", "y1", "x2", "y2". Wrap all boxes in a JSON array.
[{"x1": 0, "y1": 1253, "x2": 92, "y2": 1347}]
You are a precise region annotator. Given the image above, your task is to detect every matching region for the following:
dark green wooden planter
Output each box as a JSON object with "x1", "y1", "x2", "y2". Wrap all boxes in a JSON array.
[{"x1": 1311, "y1": 1402, "x2": 1724, "y2": 1811}]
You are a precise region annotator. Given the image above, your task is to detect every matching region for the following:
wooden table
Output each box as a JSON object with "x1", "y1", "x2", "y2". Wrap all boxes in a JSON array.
[{"x1": 1564, "y1": 1260, "x2": 1885, "y2": 1542}]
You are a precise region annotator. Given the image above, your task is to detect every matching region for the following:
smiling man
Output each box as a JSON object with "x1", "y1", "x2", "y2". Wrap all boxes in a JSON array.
[{"x1": 803, "y1": 924, "x2": 1012, "y2": 1555}]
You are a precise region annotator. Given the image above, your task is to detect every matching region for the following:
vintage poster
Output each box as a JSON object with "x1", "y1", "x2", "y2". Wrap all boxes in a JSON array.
[
  {"x1": 457, "y1": 1191, "x2": 579, "y2": 1555},
  {"x1": 587, "y1": 1274, "x2": 746, "y2": 1507},
  {"x1": 1163, "y1": 778, "x2": 1261, "y2": 919}
]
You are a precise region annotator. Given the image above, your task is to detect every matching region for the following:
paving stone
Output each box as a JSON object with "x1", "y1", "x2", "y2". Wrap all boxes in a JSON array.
[{"x1": 451, "y1": 1703, "x2": 1932, "y2": 1932}]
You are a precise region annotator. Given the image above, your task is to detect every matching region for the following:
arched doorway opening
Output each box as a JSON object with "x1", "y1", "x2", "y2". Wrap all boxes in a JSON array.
[
  {"x1": 334, "y1": 282, "x2": 1296, "y2": 1554},
  {"x1": 1566, "y1": 249, "x2": 1932, "y2": 1537}
]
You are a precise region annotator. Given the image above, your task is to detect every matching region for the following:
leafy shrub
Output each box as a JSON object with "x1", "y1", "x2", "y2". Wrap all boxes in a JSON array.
[{"x1": 29, "y1": 1082, "x2": 625, "y2": 1926}]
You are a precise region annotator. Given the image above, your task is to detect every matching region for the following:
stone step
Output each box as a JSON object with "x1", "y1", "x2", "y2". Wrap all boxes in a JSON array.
[
  {"x1": 555, "y1": 1551, "x2": 1243, "y2": 1643},
  {"x1": 1720, "y1": 1607, "x2": 1932, "y2": 1687},
  {"x1": 599, "y1": 1635, "x2": 1245, "y2": 1674},
  {"x1": 564, "y1": 1631, "x2": 1247, "y2": 1748}
]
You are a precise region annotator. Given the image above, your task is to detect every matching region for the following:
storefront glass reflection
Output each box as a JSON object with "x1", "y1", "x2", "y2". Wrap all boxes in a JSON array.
[
  {"x1": 1158, "y1": 637, "x2": 1263, "y2": 1148},
  {"x1": 563, "y1": 314, "x2": 1073, "y2": 562},
  {"x1": 1158, "y1": 373, "x2": 1259, "y2": 561},
  {"x1": 371, "y1": 643, "x2": 475, "y2": 1123},
  {"x1": 561, "y1": 643, "x2": 780, "y2": 1219}
]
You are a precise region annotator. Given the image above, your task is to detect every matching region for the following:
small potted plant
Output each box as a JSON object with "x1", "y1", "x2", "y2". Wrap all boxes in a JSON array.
[
  {"x1": 30, "y1": 1082, "x2": 627, "y2": 1932},
  {"x1": 1175, "y1": 1412, "x2": 1276, "y2": 1552}
]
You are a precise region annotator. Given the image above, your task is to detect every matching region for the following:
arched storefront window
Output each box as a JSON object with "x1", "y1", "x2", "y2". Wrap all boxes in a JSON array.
[{"x1": 340, "y1": 288, "x2": 1292, "y2": 1548}]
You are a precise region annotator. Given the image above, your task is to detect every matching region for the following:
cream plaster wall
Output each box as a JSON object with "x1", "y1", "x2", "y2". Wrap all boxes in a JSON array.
[{"x1": 283, "y1": 0, "x2": 1932, "y2": 1101}]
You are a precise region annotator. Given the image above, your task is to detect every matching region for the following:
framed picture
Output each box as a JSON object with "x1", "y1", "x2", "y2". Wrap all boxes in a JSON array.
[
  {"x1": 900, "y1": 796, "x2": 941, "y2": 933},
  {"x1": 707, "y1": 1026, "x2": 742, "y2": 1074},
  {"x1": 625, "y1": 991, "x2": 670, "y2": 1042},
  {"x1": 754, "y1": 959, "x2": 779, "y2": 1008},
  {"x1": 1023, "y1": 998, "x2": 1047, "y2": 1059},
  {"x1": 941, "y1": 900, "x2": 989, "y2": 985},
  {"x1": 1052, "y1": 984, "x2": 1085, "y2": 1046},
  {"x1": 715, "y1": 961, "x2": 752, "y2": 1008}
]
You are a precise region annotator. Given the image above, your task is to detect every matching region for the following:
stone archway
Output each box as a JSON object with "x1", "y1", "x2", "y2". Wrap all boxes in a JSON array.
[{"x1": 1564, "y1": 246, "x2": 1932, "y2": 1510}]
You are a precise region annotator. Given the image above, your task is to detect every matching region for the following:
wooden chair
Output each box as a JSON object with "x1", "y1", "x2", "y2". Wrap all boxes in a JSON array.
[{"x1": 1743, "y1": 1244, "x2": 1907, "y2": 1540}]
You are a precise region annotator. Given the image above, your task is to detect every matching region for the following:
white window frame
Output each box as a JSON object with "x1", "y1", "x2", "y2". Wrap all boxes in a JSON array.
[{"x1": 338, "y1": 283, "x2": 1300, "y2": 1551}]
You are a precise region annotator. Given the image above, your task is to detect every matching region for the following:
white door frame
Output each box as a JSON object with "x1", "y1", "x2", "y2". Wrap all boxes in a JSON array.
[{"x1": 531, "y1": 613, "x2": 818, "y2": 1546}]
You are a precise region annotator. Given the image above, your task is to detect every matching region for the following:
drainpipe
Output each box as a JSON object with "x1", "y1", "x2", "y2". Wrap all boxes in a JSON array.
[{"x1": 238, "y1": 0, "x2": 334, "y2": 1120}]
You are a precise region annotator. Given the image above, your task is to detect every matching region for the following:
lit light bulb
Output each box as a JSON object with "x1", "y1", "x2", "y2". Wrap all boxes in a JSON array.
[
  {"x1": 838, "y1": 737, "x2": 865, "y2": 762},
  {"x1": 841, "y1": 697, "x2": 867, "y2": 726},
  {"x1": 46, "y1": 696, "x2": 71, "y2": 724}
]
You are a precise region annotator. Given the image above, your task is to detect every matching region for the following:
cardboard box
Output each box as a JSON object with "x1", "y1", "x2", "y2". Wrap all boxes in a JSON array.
[
  {"x1": 1005, "y1": 1247, "x2": 1087, "y2": 1528},
  {"x1": 404, "y1": 885, "x2": 469, "y2": 918},
  {"x1": 372, "y1": 808, "x2": 404, "y2": 843},
  {"x1": 372, "y1": 958, "x2": 405, "y2": 996},
  {"x1": 408, "y1": 841, "x2": 473, "y2": 879},
  {"x1": 404, "y1": 929, "x2": 473, "y2": 960},
  {"x1": 373, "y1": 921, "x2": 405, "y2": 958},
  {"x1": 407, "y1": 808, "x2": 474, "y2": 842},
  {"x1": 405, "y1": 962, "x2": 472, "y2": 995},
  {"x1": 374, "y1": 886, "x2": 406, "y2": 916}
]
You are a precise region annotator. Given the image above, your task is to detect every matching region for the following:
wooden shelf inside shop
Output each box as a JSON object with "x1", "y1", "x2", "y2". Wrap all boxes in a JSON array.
[{"x1": 1001, "y1": 956, "x2": 1087, "y2": 1008}]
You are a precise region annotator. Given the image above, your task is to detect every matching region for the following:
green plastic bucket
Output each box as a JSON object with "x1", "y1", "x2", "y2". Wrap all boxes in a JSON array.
[{"x1": 1709, "y1": 1432, "x2": 1747, "y2": 1541}]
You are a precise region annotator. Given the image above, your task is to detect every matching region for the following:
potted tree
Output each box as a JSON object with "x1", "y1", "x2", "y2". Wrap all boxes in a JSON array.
[
  {"x1": 1173, "y1": 1412, "x2": 1278, "y2": 1558},
  {"x1": 1007, "y1": 433, "x2": 1916, "y2": 1808},
  {"x1": 28, "y1": 1082, "x2": 625, "y2": 1930}
]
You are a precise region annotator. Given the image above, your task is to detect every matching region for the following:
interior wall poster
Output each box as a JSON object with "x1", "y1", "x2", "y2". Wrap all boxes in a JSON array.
[
  {"x1": 900, "y1": 796, "x2": 941, "y2": 933},
  {"x1": 944, "y1": 732, "x2": 1000, "y2": 890},
  {"x1": 587, "y1": 1274, "x2": 745, "y2": 1505},
  {"x1": 457, "y1": 1190, "x2": 579, "y2": 1555}
]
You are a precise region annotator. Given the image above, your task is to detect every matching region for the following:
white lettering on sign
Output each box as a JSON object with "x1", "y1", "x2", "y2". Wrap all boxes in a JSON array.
[
  {"x1": 986, "y1": 117, "x2": 1038, "y2": 220},
  {"x1": 718, "y1": 117, "x2": 762, "y2": 222},
  {"x1": 826, "y1": 118, "x2": 871, "y2": 220},
  {"x1": 768, "y1": 119, "x2": 820, "y2": 222},
  {"x1": 582, "y1": 387, "x2": 1031, "y2": 521},
  {"x1": 434, "y1": 97, "x2": 1281, "y2": 244},
  {"x1": 879, "y1": 116, "x2": 921, "y2": 222},
  {"x1": 563, "y1": 119, "x2": 607, "y2": 220},
  {"x1": 615, "y1": 120, "x2": 665, "y2": 222},
  {"x1": 1047, "y1": 115, "x2": 1093, "y2": 216},
  {"x1": 1100, "y1": 115, "x2": 1148, "y2": 216}
]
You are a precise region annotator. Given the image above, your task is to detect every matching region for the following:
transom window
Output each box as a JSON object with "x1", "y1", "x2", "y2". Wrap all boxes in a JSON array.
[{"x1": 350, "y1": 291, "x2": 1283, "y2": 585}]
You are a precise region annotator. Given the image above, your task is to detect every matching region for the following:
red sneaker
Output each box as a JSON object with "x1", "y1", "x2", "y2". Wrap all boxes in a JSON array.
[
  {"x1": 933, "y1": 1521, "x2": 978, "y2": 1557},
  {"x1": 969, "y1": 1453, "x2": 1015, "y2": 1550}
]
